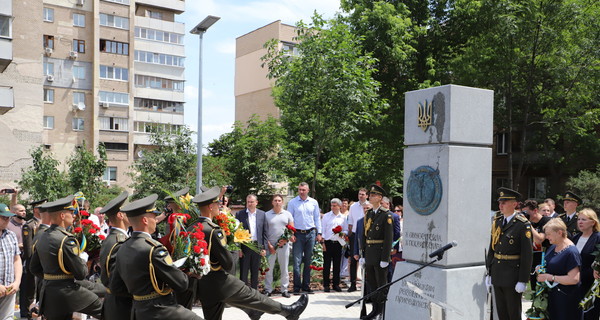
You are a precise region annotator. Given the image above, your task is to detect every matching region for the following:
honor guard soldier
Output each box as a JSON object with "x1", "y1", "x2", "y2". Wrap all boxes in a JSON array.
[
  {"x1": 192, "y1": 186, "x2": 308, "y2": 320},
  {"x1": 109, "y1": 194, "x2": 202, "y2": 319},
  {"x1": 559, "y1": 191, "x2": 583, "y2": 239},
  {"x1": 486, "y1": 188, "x2": 533, "y2": 320},
  {"x1": 360, "y1": 184, "x2": 393, "y2": 320},
  {"x1": 29, "y1": 195, "x2": 103, "y2": 320},
  {"x1": 20, "y1": 198, "x2": 46, "y2": 319},
  {"x1": 99, "y1": 191, "x2": 132, "y2": 320}
]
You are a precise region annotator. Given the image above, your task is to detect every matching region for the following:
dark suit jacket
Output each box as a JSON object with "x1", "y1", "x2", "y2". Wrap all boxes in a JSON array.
[
  {"x1": 392, "y1": 214, "x2": 401, "y2": 251},
  {"x1": 354, "y1": 217, "x2": 364, "y2": 257},
  {"x1": 573, "y1": 232, "x2": 600, "y2": 296},
  {"x1": 235, "y1": 208, "x2": 266, "y2": 248}
]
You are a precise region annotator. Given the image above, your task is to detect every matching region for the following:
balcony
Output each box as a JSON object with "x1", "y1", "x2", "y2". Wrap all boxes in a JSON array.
[
  {"x1": 0, "y1": 38, "x2": 12, "y2": 72},
  {"x1": 135, "y1": 0, "x2": 184, "y2": 14},
  {"x1": 0, "y1": 86, "x2": 13, "y2": 114}
]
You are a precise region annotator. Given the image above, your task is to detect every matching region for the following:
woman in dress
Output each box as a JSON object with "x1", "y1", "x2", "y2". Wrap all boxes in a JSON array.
[
  {"x1": 537, "y1": 218, "x2": 582, "y2": 319},
  {"x1": 573, "y1": 208, "x2": 600, "y2": 320}
]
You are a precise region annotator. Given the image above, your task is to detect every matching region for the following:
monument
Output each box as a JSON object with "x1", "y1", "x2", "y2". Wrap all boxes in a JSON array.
[{"x1": 386, "y1": 85, "x2": 494, "y2": 319}]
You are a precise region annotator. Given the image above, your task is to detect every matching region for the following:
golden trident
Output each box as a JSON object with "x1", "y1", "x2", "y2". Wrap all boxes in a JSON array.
[{"x1": 417, "y1": 99, "x2": 433, "y2": 131}]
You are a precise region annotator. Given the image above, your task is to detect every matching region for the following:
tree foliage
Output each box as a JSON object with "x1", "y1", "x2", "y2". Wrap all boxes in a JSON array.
[
  {"x1": 567, "y1": 165, "x2": 600, "y2": 211},
  {"x1": 67, "y1": 142, "x2": 107, "y2": 204},
  {"x1": 18, "y1": 147, "x2": 69, "y2": 201}
]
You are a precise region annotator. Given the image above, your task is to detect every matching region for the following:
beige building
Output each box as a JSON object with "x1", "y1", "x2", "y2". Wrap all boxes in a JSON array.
[
  {"x1": 0, "y1": 0, "x2": 185, "y2": 190},
  {"x1": 234, "y1": 20, "x2": 297, "y2": 124}
]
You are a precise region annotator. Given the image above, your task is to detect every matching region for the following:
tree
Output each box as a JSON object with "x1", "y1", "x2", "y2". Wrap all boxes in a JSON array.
[
  {"x1": 207, "y1": 116, "x2": 287, "y2": 201},
  {"x1": 566, "y1": 165, "x2": 600, "y2": 211},
  {"x1": 262, "y1": 14, "x2": 385, "y2": 200},
  {"x1": 67, "y1": 142, "x2": 107, "y2": 205},
  {"x1": 18, "y1": 146, "x2": 69, "y2": 200},
  {"x1": 129, "y1": 127, "x2": 197, "y2": 201}
]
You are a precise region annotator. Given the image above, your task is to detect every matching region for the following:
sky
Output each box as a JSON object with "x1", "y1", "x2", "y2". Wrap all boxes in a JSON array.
[{"x1": 180, "y1": 0, "x2": 341, "y2": 150}]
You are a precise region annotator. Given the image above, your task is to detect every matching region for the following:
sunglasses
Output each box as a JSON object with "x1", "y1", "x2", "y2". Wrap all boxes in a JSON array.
[{"x1": 394, "y1": 210, "x2": 402, "y2": 212}]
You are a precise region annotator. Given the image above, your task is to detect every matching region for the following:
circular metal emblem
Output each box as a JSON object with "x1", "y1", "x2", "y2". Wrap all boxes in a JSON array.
[{"x1": 407, "y1": 166, "x2": 443, "y2": 216}]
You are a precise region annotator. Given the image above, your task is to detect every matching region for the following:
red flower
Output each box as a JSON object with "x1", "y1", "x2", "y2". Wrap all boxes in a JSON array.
[
  {"x1": 286, "y1": 224, "x2": 296, "y2": 232},
  {"x1": 193, "y1": 245, "x2": 201, "y2": 254},
  {"x1": 73, "y1": 227, "x2": 83, "y2": 233},
  {"x1": 332, "y1": 226, "x2": 343, "y2": 234},
  {"x1": 92, "y1": 224, "x2": 100, "y2": 229},
  {"x1": 200, "y1": 258, "x2": 206, "y2": 266},
  {"x1": 81, "y1": 219, "x2": 92, "y2": 225},
  {"x1": 89, "y1": 228, "x2": 97, "y2": 234},
  {"x1": 99, "y1": 235, "x2": 106, "y2": 240},
  {"x1": 80, "y1": 210, "x2": 90, "y2": 217}
]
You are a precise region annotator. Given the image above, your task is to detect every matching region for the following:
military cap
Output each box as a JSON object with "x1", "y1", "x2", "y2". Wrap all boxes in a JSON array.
[
  {"x1": 564, "y1": 191, "x2": 583, "y2": 205},
  {"x1": 164, "y1": 187, "x2": 190, "y2": 203},
  {"x1": 29, "y1": 199, "x2": 48, "y2": 208},
  {"x1": 368, "y1": 184, "x2": 387, "y2": 197},
  {"x1": 0, "y1": 204, "x2": 15, "y2": 217},
  {"x1": 191, "y1": 186, "x2": 221, "y2": 207},
  {"x1": 200, "y1": 185, "x2": 209, "y2": 193},
  {"x1": 120, "y1": 194, "x2": 160, "y2": 217},
  {"x1": 100, "y1": 191, "x2": 129, "y2": 216},
  {"x1": 39, "y1": 195, "x2": 76, "y2": 213},
  {"x1": 497, "y1": 187, "x2": 521, "y2": 201}
]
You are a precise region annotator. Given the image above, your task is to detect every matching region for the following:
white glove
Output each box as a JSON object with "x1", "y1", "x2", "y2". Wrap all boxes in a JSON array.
[
  {"x1": 359, "y1": 258, "x2": 365, "y2": 266},
  {"x1": 515, "y1": 282, "x2": 526, "y2": 293},
  {"x1": 380, "y1": 261, "x2": 389, "y2": 268},
  {"x1": 79, "y1": 251, "x2": 89, "y2": 263},
  {"x1": 485, "y1": 276, "x2": 492, "y2": 289}
]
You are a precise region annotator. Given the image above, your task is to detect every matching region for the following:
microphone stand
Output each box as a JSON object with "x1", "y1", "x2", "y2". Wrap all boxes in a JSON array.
[{"x1": 345, "y1": 253, "x2": 445, "y2": 309}]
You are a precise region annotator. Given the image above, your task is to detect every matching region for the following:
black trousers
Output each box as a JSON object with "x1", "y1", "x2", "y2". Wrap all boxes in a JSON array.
[
  {"x1": 349, "y1": 233, "x2": 358, "y2": 287},
  {"x1": 493, "y1": 285, "x2": 522, "y2": 320},
  {"x1": 323, "y1": 240, "x2": 342, "y2": 288},
  {"x1": 364, "y1": 264, "x2": 388, "y2": 305},
  {"x1": 240, "y1": 245, "x2": 261, "y2": 289},
  {"x1": 20, "y1": 262, "x2": 36, "y2": 317}
]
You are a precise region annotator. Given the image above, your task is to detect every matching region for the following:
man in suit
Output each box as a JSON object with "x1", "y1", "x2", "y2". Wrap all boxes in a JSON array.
[
  {"x1": 560, "y1": 191, "x2": 583, "y2": 239},
  {"x1": 20, "y1": 199, "x2": 46, "y2": 319},
  {"x1": 235, "y1": 194, "x2": 267, "y2": 289}
]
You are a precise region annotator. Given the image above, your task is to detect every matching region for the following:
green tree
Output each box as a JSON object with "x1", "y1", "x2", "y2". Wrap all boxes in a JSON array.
[
  {"x1": 262, "y1": 14, "x2": 385, "y2": 200},
  {"x1": 566, "y1": 165, "x2": 600, "y2": 211},
  {"x1": 207, "y1": 116, "x2": 287, "y2": 201},
  {"x1": 67, "y1": 142, "x2": 107, "y2": 204},
  {"x1": 18, "y1": 147, "x2": 69, "y2": 200},
  {"x1": 129, "y1": 127, "x2": 197, "y2": 201}
]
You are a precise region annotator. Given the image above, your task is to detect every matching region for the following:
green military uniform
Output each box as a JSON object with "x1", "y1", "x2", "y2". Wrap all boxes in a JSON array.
[
  {"x1": 559, "y1": 191, "x2": 583, "y2": 239},
  {"x1": 29, "y1": 196, "x2": 103, "y2": 320},
  {"x1": 360, "y1": 184, "x2": 393, "y2": 320},
  {"x1": 31, "y1": 222, "x2": 49, "y2": 302},
  {"x1": 99, "y1": 191, "x2": 132, "y2": 320},
  {"x1": 20, "y1": 214, "x2": 41, "y2": 318},
  {"x1": 486, "y1": 188, "x2": 533, "y2": 320},
  {"x1": 109, "y1": 194, "x2": 202, "y2": 320},
  {"x1": 193, "y1": 186, "x2": 308, "y2": 320}
]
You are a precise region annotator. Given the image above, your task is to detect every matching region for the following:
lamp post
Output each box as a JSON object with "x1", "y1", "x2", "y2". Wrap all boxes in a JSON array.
[{"x1": 190, "y1": 15, "x2": 220, "y2": 194}]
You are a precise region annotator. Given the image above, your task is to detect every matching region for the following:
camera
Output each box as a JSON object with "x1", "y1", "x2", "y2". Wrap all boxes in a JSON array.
[
  {"x1": 225, "y1": 185, "x2": 234, "y2": 193},
  {"x1": 0, "y1": 189, "x2": 15, "y2": 194}
]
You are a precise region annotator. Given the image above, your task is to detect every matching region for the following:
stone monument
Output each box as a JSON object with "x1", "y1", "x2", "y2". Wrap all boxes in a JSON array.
[{"x1": 385, "y1": 85, "x2": 494, "y2": 319}]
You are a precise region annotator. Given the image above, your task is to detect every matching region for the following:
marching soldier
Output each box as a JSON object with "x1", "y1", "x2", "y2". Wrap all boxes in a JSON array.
[
  {"x1": 360, "y1": 184, "x2": 393, "y2": 320},
  {"x1": 486, "y1": 187, "x2": 533, "y2": 320},
  {"x1": 109, "y1": 194, "x2": 202, "y2": 319},
  {"x1": 20, "y1": 198, "x2": 46, "y2": 319},
  {"x1": 192, "y1": 186, "x2": 308, "y2": 320},
  {"x1": 29, "y1": 195, "x2": 103, "y2": 320},
  {"x1": 559, "y1": 191, "x2": 583, "y2": 239},
  {"x1": 99, "y1": 191, "x2": 132, "y2": 320}
]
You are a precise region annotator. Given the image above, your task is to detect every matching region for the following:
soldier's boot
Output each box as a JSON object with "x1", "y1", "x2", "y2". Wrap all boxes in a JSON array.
[
  {"x1": 280, "y1": 293, "x2": 309, "y2": 320},
  {"x1": 244, "y1": 308, "x2": 264, "y2": 320},
  {"x1": 360, "y1": 302, "x2": 380, "y2": 320}
]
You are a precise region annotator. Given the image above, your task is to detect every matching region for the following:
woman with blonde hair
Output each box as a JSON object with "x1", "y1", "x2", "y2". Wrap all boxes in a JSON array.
[
  {"x1": 574, "y1": 208, "x2": 600, "y2": 319},
  {"x1": 537, "y1": 218, "x2": 582, "y2": 319}
]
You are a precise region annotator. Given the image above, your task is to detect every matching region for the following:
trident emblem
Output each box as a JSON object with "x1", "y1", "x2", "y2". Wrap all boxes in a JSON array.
[{"x1": 417, "y1": 100, "x2": 433, "y2": 131}]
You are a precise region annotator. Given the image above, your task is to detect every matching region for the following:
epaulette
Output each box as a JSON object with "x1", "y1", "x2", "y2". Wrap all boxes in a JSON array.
[
  {"x1": 558, "y1": 213, "x2": 566, "y2": 219},
  {"x1": 57, "y1": 228, "x2": 73, "y2": 236},
  {"x1": 515, "y1": 214, "x2": 529, "y2": 223},
  {"x1": 116, "y1": 233, "x2": 127, "y2": 243},
  {"x1": 145, "y1": 237, "x2": 162, "y2": 247},
  {"x1": 204, "y1": 219, "x2": 219, "y2": 228}
]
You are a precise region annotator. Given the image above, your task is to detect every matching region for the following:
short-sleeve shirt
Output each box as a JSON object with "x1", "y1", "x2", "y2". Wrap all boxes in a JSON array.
[
  {"x1": 264, "y1": 209, "x2": 294, "y2": 245},
  {"x1": 545, "y1": 244, "x2": 581, "y2": 291},
  {"x1": 0, "y1": 229, "x2": 20, "y2": 286}
]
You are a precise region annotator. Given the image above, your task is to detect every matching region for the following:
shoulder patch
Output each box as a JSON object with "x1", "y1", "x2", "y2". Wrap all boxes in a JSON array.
[
  {"x1": 66, "y1": 238, "x2": 77, "y2": 246},
  {"x1": 387, "y1": 218, "x2": 392, "y2": 224},
  {"x1": 525, "y1": 231, "x2": 532, "y2": 239},
  {"x1": 156, "y1": 249, "x2": 168, "y2": 257}
]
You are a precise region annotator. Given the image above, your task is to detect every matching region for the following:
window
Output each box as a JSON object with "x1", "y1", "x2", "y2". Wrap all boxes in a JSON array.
[
  {"x1": 102, "y1": 0, "x2": 129, "y2": 4},
  {"x1": 100, "y1": 117, "x2": 128, "y2": 131},
  {"x1": 528, "y1": 177, "x2": 547, "y2": 199},
  {"x1": 43, "y1": 8, "x2": 54, "y2": 22},
  {"x1": 100, "y1": 39, "x2": 129, "y2": 55},
  {"x1": 43, "y1": 89, "x2": 54, "y2": 103},
  {"x1": 134, "y1": 27, "x2": 183, "y2": 45},
  {"x1": 99, "y1": 65, "x2": 128, "y2": 81},
  {"x1": 73, "y1": 13, "x2": 85, "y2": 27},
  {"x1": 73, "y1": 66, "x2": 86, "y2": 80},
  {"x1": 134, "y1": 51, "x2": 184, "y2": 67},
  {"x1": 43, "y1": 116, "x2": 54, "y2": 129},
  {"x1": 282, "y1": 43, "x2": 300, "y2": 57},
  {"x1": 99, "y1": 13, "x2": 129, "y2": 30},
  {"x1": 103, "y1": 167, "x2": 117, "y2": 182},
  {"x1": 0, "y1": 15, "x2": 11, "y2": 38},
  {"x1": 73, "y1": 39, "x2": 85, "y2": 53},
  {"x1": 99, "y1": 91, "x2": 129, "y2": 105},
  {"x1": 73, "y1": 92, "x2": 85, "y2": 105},
  {"x1": 43, "y1": 35, "x2": 54, "y2": 49},
  {"x1": 43, "y1": 62, "x2": 54, "y2": 75},
  {"x1": 146, "y1": 10, "x2": 163, "y2": 20},
  {"x1": 496, "y1": 132, "x2": 508, "y2": 155},
  {"x1": 134, "y1": 98, "x2": 184, "y2": 113},
  {"x1": 72, "y1": 118, "x2": 84, "y2": 131},
  {"x1": 103, "y1": 142, "x2": 128, "y2": 151},
  {"x1": 134, "y1": 75, "x2": 184, "y2": 91},
  {"x1": 134, "y1": 121, "x2": 182, "y2": 134}
]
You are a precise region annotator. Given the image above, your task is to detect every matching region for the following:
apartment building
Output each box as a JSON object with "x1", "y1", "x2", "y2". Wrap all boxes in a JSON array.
[{"x1": 0, "y1": 0, "x2": 185, "y2": 190}]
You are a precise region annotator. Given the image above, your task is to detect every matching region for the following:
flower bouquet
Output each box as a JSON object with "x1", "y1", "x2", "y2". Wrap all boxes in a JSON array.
[
  {"x1": 171, "y1": 223, "x2": 210, "y2": 277},
  {"x1": 331, "y1": 225, "x2": 346, "y2": 246},
  {"x1": 309, "y1": 242, "x2": 324, "y2": 271},
  {"x1": 74, "y1": 218, "x2": 103, "y2": 253},
  {"x1": 277, "y1": 224, "x2": 296, "y2": 248},
  {"x1": 525, "y1": 252, "x2": 552, "y2": 320},
  {"x1": 213, "y1": 212, "x2": 259, "y2": 253},
  {"x1": 259, "y1": 255, "x2": 270, "y2": 275},
  {"x1": 580, "y1": 244, "x2": 600, "y2": 312}
]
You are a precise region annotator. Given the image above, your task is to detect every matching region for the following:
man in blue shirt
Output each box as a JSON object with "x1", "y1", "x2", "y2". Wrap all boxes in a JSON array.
[{"x1": 287, "y1": 182, "x2": 322, "y2": 294}]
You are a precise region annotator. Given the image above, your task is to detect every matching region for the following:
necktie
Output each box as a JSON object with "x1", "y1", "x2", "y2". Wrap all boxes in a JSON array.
[{"x1": 502, "y1": 218, "x2": 507, "y2": 228}]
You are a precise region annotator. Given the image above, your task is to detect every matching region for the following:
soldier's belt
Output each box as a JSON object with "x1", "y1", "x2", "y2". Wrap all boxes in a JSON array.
[
  {"x1": 366, "y1": 240, "x2": 384, "y2": 244},
  {"x1": 494, "y1": 253, "x2": 520, "y2": 260},
  {"x1": 133, "y1": 290, "x2": 171, "y2": 301},
  {"x1": 43, "y1": 274, "x2": 74, "y2": 280}
]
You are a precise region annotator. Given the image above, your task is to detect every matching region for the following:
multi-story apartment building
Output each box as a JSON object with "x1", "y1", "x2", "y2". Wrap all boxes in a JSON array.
[{"x1": 0, "y1": 0, "x2": 185, "y2": 190}]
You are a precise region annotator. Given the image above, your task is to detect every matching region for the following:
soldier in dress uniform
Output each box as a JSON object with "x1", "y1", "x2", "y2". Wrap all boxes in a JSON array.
[
  {"x1": 109, "y1": 194, "x2": 202, "y2": 320},
  {"x1": 486, "y1": 187, "x2": 533, "y2": 320},
  {"x1": 359, "y1": 184, "x2": 393, "y2": 320},
  {"x1": 20, "y1": 198, "x2": 46, "y2": 319},
  {"x1": 559, "y1": 191, "x2": 583, "y2": 239},
  {"x1": 192, "y1": 186, "x2": 309, "y2": 320},
  {"x1": 29, "y1": 195, "x2": 103, "y2": 320},
  {"x1": 99, "y1": 191, "x2": 132, "y2": 320}
]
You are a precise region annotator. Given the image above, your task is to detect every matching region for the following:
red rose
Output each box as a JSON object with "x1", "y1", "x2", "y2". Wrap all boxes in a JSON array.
[
  {"x1": 80, "y1": 210, "x2": 89, "y2": 217},
  {"x1": 332, "y1": 226, "x2": 343, "y2": 234},
  {"x1": 73, "y1": 227, "x2": 83, "y2": 233},
  {"x1": 99, "y1": 235, "x2": 106, "y2": 240},
  {"x1": 89, "y1": 228, "x2": 97, "y2": 234},
  {"x1": 200, "y1": 258, "x2": 206, "y2": 266},
  {"x1": 92, "y1": 224, "x2": 100, "y2": 229},
  {"x1": 81, "y1": 219, "x2": 91, "y2": 225},
  {"x1": 193, "y1": 245, "x2": 201, "y2": 254},
  {"x1": 287, "y1": 224, "x2": 296, "y2": 232}
]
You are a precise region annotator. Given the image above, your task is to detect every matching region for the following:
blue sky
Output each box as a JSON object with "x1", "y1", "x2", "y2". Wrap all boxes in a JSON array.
[{"x1": 180, "y1": 0, "x2": 341, "y2": 150}]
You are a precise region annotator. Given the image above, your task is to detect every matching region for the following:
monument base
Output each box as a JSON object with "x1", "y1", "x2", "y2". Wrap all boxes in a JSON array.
[{"x1": 385, "y1": 262, "x2": 487, "y2": 320}]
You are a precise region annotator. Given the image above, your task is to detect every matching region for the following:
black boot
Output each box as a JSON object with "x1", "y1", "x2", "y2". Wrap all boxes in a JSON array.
[
  {"x1": 243, "y1": 308, "x2": 264, "y2": 320},
  {"x1": 280, "y1": 293, "x2": 309, "y2": 320},
  {"x1": 360, "y1": 302, "x2": 379, "y2": 320}
]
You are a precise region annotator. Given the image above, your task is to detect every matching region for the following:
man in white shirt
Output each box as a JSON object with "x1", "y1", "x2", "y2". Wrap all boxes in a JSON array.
[
  {"x1": 264, "y1": 194, "x2": 295, "y2": 297},
  {"x1": 346, "y1": 188, "x2": 368, "y2": 292},
  {"x1": 235, "y1": 194, "x2": 266, "y2": 290},
  {"x1": 321, "y1": 198, "x2": 347, "y2": 292}
]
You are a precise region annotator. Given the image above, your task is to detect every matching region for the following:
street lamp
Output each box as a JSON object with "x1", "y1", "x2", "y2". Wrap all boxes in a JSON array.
[{"x1": 190, "y1": 15, "x2": 220, "y2": 194}]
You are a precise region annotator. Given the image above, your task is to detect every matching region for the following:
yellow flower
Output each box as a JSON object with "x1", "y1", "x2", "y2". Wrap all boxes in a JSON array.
[
  {"x1": 234, "y1": 229, "x2": 252, "y2": 243},
  {"x1": 180, "y1": 194, "x2": 193, "y2": 210}
]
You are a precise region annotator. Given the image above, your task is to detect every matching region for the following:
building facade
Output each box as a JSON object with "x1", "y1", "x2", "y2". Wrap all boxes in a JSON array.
[{"x1": 0, "y1": 0, "x2": 185, "y2": 190}]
